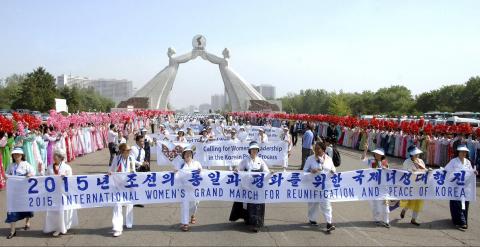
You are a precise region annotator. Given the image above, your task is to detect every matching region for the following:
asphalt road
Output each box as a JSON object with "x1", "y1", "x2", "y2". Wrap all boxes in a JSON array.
[{"x1": 1, "y1": 139, "x2": 479, "y2": 246}]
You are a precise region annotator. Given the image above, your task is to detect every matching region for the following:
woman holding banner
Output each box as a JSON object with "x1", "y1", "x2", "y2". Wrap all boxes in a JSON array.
[
  {"x1": 175, "y1": 145, "x2": 202, "y2": 232},
  {"x1": 445, "y1": 144, "x2": 478, "y2": 231},
  {"x1": 42, "y1": 149, "x2": 78, "y2": 237},
  {"x1": 229, "y1": 141, "x2": 270, "y2": 233},
  {"x1": 399, "y1": 145, "x2": 428, "y2": 226},
  {"x1": 304, "y1": 141, "x2": 336, "y2": 232},
  {"x1": 199, "y1": 128, "x2": 209, "y2": 143},
  {"x1": 176, "y1": 130, "x2": 187, "y2": 143},
  {"x1": 361, "y1": 144, "x2": 391, "y2": 228},
  {"x1": 186, "y1": 127, "x2": 195, "y2": 137},
  {"x1": 5, "y1": 147, "x2": 35, "y2": 239},
  {"x1": 108, "y1": 143, "x2": 136, "y2": 237},
  {"x1": 229, "y1": 129, "x2": 239, "y2": 142},
  {"x1": 257, "y1": 128, "x2": 268, "y2": 143}
]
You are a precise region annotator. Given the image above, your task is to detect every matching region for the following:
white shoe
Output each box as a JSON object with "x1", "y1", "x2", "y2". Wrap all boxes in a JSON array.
[
  {"x1": 126, "y1": 225, "x2": 132, "y2": 229},
  {"x1": 52, "y1": 231, "x2": 61, "y2": 237},
  {"x1": 113, "y1": 231, "x2": 122, "y2": 237}
]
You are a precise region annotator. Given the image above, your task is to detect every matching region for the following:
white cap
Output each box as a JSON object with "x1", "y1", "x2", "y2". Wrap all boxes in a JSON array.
[
  {"x1": 182, "y1": 145, "x2": 196, "y2": 156},
  {"x1": 248, "y1": 141, "x2": 260, "y2": 150},
  {"x1": 372, "y1": 148, "x2": 385, "y2": 156},
  {"x1": 457, "y1": 144, "x2": 469, "y2": 152},
  {"x1": 408, "y1": 146, "x2": 423, "y2": 156},
  {"x1": 11, "y1": 147, "x2": 24, "y2": 155}
]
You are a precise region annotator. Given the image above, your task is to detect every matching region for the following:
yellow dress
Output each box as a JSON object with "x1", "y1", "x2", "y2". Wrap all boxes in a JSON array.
[
  {"x1": 400, "y1": 158, "x2": 426, "y2": 213},
  {"x1": 400, "y1": 199, "x2": 424, "y2": 213}
]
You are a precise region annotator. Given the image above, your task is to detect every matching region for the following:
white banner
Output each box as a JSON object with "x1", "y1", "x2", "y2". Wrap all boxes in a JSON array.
[
  {"x1": 148, "y1": 134, "x2": 229, "y2": 143},
  {"x1": 6, "y1": 169, "x2": 476, "y2": 212},
  {"x1": 196, "y1": 140, "x2": 288, "y2": 168},
  {"x1": 148, "y1": 125, "x2": 283, "y2": 142},
  {"x1": 155, "y1": 140, "x2": 288, "y2": 167}
]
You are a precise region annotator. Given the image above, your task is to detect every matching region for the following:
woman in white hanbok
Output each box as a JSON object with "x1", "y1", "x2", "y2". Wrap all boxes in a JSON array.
[{"x1": 42, "y1": 149, "x2": 78, "y2": 237}]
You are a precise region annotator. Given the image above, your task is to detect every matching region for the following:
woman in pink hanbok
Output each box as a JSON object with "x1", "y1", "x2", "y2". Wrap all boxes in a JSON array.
[
  {"x1": 95, "y1": 126, "x2": 103, "y2": 150},
  {"x1": 44, "y1": 127, "x2": 59, "y2": 166}
]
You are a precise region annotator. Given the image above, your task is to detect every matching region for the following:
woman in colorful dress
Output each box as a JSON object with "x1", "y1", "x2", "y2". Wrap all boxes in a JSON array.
[
  {"x1": 44, "y1": 126, "x2": 58, "y2": 166},
  {"x1": 5, "y1": 147, "x2": 35, "y2": 239},
  {"x1": 399, "y1": 145, "x2": 428, "y2": 225},
  {"x1": 0, "y1": 132, "x2": 6, "y2": 190},
  {"x1": 19, "y1": 130, "x2": 37, "y2": 174},
  {"x1": 1, "y1": 132, "x2": 15, "y2": 171},
  {"x1": 37, "y1": 127, "x2": 48, "y2": 172}
]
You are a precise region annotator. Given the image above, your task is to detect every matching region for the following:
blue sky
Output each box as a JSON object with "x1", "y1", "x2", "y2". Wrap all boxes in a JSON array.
[{"x1": 1, "y1": 0, "x2": 479, "y2": 109}]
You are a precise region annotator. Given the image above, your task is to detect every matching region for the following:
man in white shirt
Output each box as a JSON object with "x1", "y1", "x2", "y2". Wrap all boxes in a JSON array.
[
  {"x1": 117, "y1": 131, "x2": 127, "y2": 144},
  {"x1": 130, "y1": 135, "x2": 148, "y2": 208},
  {"x1": 140, "y1": 128, "x2": 153, "y2": 166},
  {"x1": 303, "y1": 141, "x2": 336, "y2": 232},
  {"x1": 108, "y1": 124, "x2": 118, "y2": 166},
  {"x1": 325, "y1": 137, "x2": 334, "y2": 158},
  {"x1": 281, "y1": 126, "x2": 292, "y2": 155}
]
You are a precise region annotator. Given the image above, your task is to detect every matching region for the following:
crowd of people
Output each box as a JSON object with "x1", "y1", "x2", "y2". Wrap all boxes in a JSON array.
[
  {"x1": 0, "y1": 111, "x2": 477, "y2": 239},
  {"x1": 228, "y1": 112, "x2": 480, "y2": 171},
  {"x1": 0, "y1": 110, "x2": 171, "y2": 238},
  {"x1": 229, "y1": 112, "x2": 478, "y2": 231}
]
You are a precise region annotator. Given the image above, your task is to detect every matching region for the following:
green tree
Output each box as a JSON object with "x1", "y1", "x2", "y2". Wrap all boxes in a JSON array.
[
  {"x1": 11, "y1": 67, "x2": 57, "y2": 112},
  {"x1": 58, "y1": 85, "x2": 82, "y2": 113},
  {"x1": 0, "y1": 74, "x2": 24, "y2": 109},
  {"x1": 436, "y1": 85, "x2": 464, "y2": 112},
  {"x1": 328, "y1": 94, "x2": 351, "y2": 116},
  {"x1": 373, "y1": 85, "x2": 414, "y2": 115},
  {"x1": 462, "y1": 76, "x2": 480, "y2": 111}
]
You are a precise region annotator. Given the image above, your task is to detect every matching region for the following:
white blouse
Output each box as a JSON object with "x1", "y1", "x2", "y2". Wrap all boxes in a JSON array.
[
  {"x1": 237, "y1": 156, "x2": 269, "y2": 172},
  {"x1": 110, "y1": 155, "x2": 136, "y2": 173},
  {"x1": 46, "y1": 162, "x2": 73, "y2": 176},
  {"x1": 444, "y1": 157, "x2": 473, "y2": 173},
  {"x1": 303, "y1": 154, "x2": 336, "y2": 173},
  {"x1": 7, "y1": 161, "x2": 34, "y2": 176},
  {"x1": 175, "y1": 160, "x2": 202, "y2": 171},
  {"x1": 402, "y1": 158, "x2": 426, "y2": 172}
]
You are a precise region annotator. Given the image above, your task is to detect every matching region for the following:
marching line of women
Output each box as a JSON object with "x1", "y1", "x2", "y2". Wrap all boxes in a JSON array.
[{"x1": 3, "y1": 136, "x2": 476, "y2": 239}]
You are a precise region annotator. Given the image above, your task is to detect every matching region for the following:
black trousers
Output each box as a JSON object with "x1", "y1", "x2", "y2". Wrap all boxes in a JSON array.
[
  {"x1": 292, "y1": 132, "x2": 298, "y2": 146},
  {"x1": 450, "y1": 200, "x2": 469, "y2": 226},
  {"x1": 108, "y1": 142, "x2": 117, "y2": 166},
  {"x1": 229, "y1": 202, "x2": 265, "y2": 227}
]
